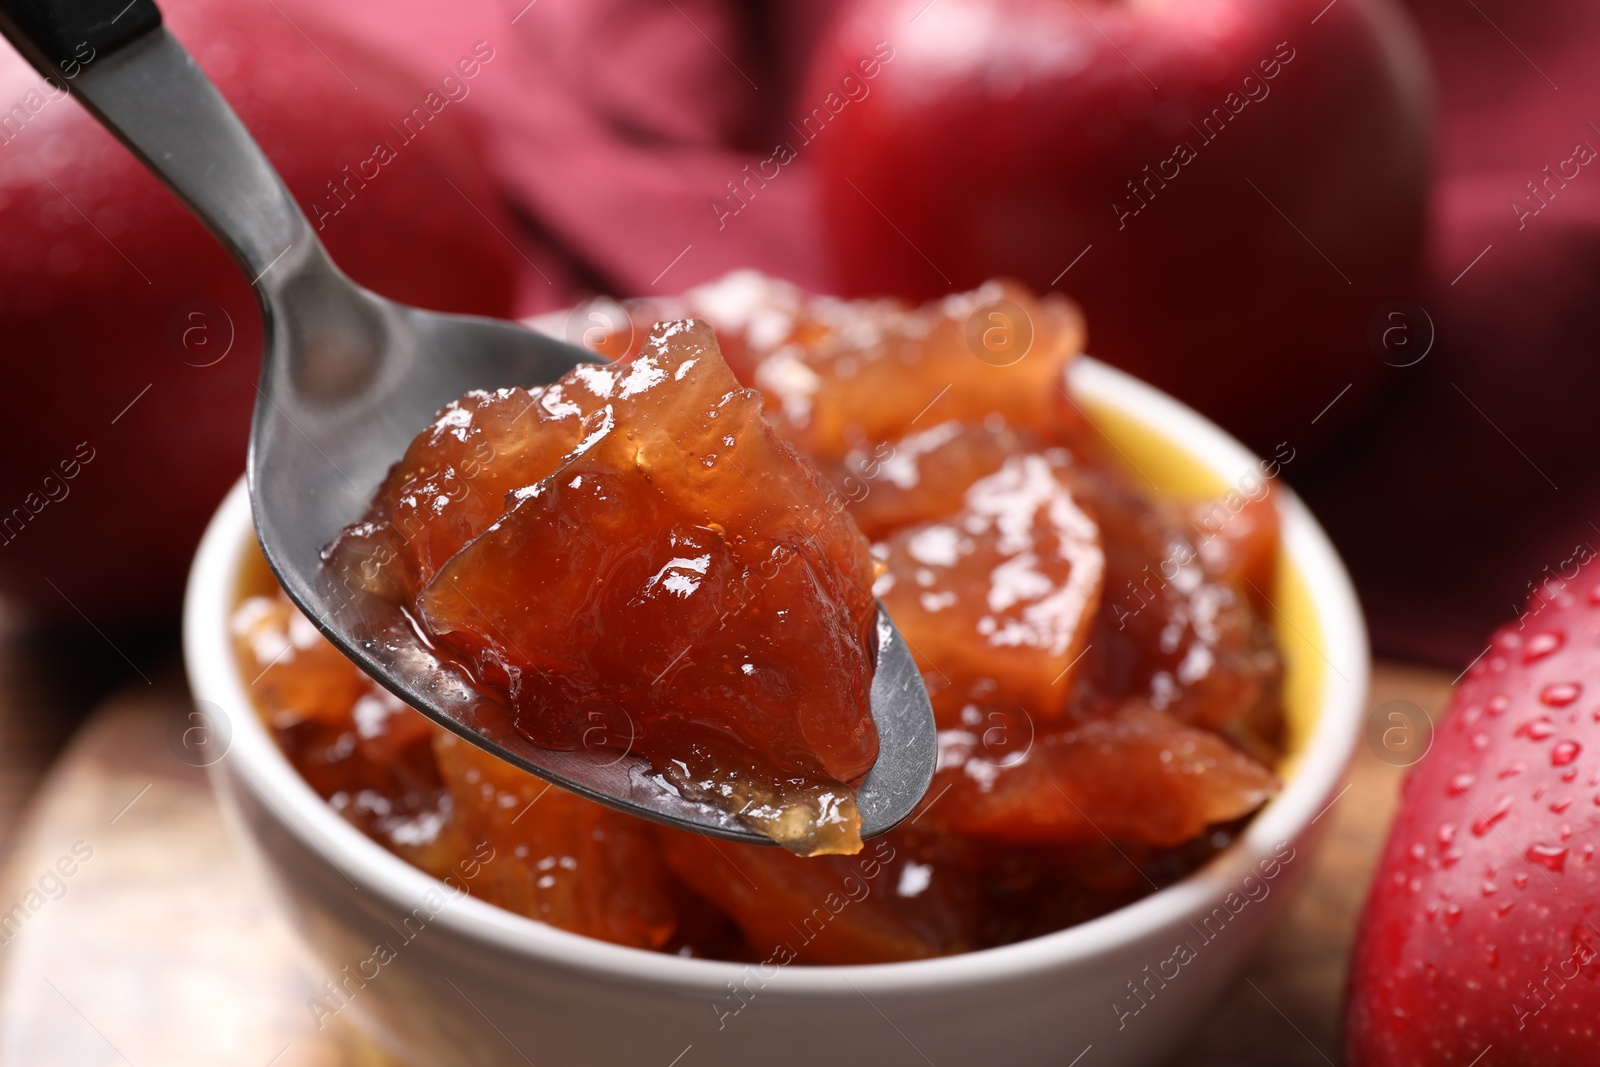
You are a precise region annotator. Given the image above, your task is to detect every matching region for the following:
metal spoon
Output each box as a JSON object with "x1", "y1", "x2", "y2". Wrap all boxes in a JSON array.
[{"x1": 0, "y1": 0, "x2": 935, "y2": 844}]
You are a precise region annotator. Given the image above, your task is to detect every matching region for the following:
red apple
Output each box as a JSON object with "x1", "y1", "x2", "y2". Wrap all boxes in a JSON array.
[
  {"x1": 1344, "y1": 566, "x2": 1600, "y2": 1064},
  {"x1": 802, "y1": 0, "x2": 1432, "y2": 451},
  {"x1": 0, "y1": 0, "x2": 526, "y2": 626}
]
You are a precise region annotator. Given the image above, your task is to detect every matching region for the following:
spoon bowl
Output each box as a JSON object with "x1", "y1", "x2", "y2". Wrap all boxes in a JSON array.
[{"x1": 0, "y1": 0, "x2": 935, "y2": 842}]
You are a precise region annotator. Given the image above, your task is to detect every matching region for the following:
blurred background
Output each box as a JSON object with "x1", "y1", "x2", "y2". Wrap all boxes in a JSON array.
[{"x1": 0, "y1": 0, "x2": 1592, "y2": 1060}]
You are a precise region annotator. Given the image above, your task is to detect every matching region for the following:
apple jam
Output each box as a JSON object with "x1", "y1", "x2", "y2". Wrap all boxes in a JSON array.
[
  {"x1": 233, "y1": 273, "x2": 1285, "y2": 963},
  {"x1": 322, "y1": 320, "x2": 880, "y2": 856}
]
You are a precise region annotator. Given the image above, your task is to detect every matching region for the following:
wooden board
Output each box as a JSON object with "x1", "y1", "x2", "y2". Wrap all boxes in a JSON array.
[
  {"x1": 0, "y1": 664, "x2": 1454, "y2": 1066},
  {"x1": 0, "y1": 680, "x2": 399, "y2": 1067}
]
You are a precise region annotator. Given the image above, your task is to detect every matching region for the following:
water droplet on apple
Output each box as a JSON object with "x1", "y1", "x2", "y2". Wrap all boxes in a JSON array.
[
  {"x1": 1471, "y1": 795, "x2": 1514, "y2": 836},
  {"x1": 1527, "y1": 843, "x2": 1568, "y2": 871},
  {"x1": 1523, "y1": 631, "x2": 1564, "y2": 663},
  {"x1": 1519, "y1": 717, "x2": 1557, "y2": 741},
  {"x1": 1541, "y1": 682, "x2": 1582, "y2": 707}
]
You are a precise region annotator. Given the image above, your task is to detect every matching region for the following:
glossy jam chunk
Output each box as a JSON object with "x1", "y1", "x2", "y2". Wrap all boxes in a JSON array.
[
  {"x1": 655, "y1": 814, "x2": 1240, "y2": 963},
  {"x1": 325, "y1": 378, "x2": 604, "y2": 602},
  {"x1": 657, "y1": 823, "x2": 984, "y2": 965},
  {"x1": 234, "y1": 583, "x2": 685, "y2": 949},
  {"x1": 874, "y1": 453, "x2": 1106, "y2": 724},
  {"x1": 925, "y1": 704, "x2": 1278, "y2": 847},
  {"x1": 1073, "y1": 474, "x2": 1285, "y2": 758},
  {"x1": 431, "y1": 732, "x2": 679, "y2": 949},
  {"x1": 596, "y1": 271, "x2": 1088, "y2": 461},
  {"x1": 329, "y1": 320, "x2": 881, "y2": 856},
  {"x1": 823, "y1": 419, "x2": 1042, "y2": 541},
  {"x1": 232, "y1": 592, "x2": 447, "y2": 857}
]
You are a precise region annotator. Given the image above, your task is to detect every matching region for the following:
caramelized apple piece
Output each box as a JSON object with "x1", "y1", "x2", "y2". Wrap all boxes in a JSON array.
[
  {"x1": 923, "y1": 704, "x2": 1277, "y2": 847},
  {"x1": 431, "y1": 732, "x2": 679, "y2": 949},
  {"x1": 823, "y1": 419, "x2": 1052, "y2": 541},
  {"x1": 1193, "y1": 492, "x2": 1281, "y2": 614},
  {"x1": 743, "y1": 279, "x2": 1084, "y2": 459},
  {"x1": 658, "y1": 812, "x2": 1239, "y2": 960},
  {"x1": 325, "y1": 373, "x2": 614, "y2": 602},
  {"x1": 331, "y1": 320, "x2": 881, "y2": 856},
  {"x1": 234, "y1": 585, "x2": 686, "y2": 946},
  {"x1": 231, "y1": 591, "x2": 449, "y2": 864},
  {"x1": 583, "y1": 272, "x2": 1087, "y2": 462},
  {"x1": 875, "y1": 454, "x2": 1105, "y2": 724},
  {"x1": 233, "y1": 592, "x2": 384, "y2": 730},
  {"x1": 657, "y1": 823, "x2": 982, "y2": 964},
  {"x1": 1075, "y1": 472, "x2": 1284, "y2": 753}
]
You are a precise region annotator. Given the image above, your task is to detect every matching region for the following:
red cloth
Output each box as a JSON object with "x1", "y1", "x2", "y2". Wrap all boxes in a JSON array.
[
  {"x1": 293, "y1": 0, "x2": 841, "y2": 308},
  {"x1": 1302, "y1": 0, "x2": 1600, "y2": 665}
]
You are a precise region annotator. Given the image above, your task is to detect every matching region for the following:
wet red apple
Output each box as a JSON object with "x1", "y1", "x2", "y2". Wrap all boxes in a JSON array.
[
  {"x1": 803, "y1": 0, "x2": 1432, "y2": 451},
  {"x1": 0, "y1": 0, "x2": 524, "y2": 625}
]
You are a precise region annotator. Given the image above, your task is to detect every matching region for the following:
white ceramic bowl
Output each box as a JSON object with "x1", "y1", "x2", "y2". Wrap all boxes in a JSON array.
[{"x1": 184, "y1": 356, "x2": 1368, "y2": 1067}]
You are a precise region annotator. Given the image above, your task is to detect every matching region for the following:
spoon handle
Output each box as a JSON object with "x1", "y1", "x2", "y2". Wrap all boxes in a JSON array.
[{"x1": 0, "y1": 0, "x2": 315, "y2": 285}]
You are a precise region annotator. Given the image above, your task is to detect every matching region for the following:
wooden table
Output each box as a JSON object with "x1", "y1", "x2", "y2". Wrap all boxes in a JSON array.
[{"x1": 0, "y1": 661, "x2": 1453, "y2": 1066}]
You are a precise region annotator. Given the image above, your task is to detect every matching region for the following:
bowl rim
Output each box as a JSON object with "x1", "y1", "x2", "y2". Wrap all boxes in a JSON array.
[{"x1": 184, "y1": 354, "x2": 1370, "y2": 996}]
